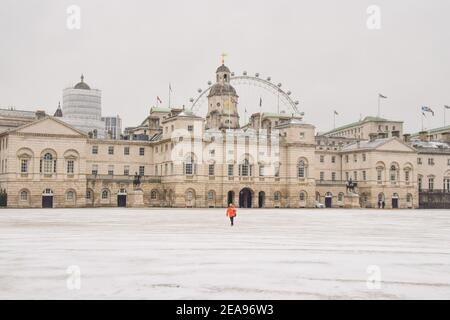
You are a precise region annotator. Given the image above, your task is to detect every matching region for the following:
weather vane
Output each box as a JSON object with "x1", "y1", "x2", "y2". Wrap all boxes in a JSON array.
[{"x1": 221, "y1": 53, "x2": 227, "y2": 65}]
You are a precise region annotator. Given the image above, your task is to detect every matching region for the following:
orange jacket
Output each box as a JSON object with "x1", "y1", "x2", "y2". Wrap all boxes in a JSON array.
[{"x1": 226, "y1": 207, "x2": 236, "y2": 217}]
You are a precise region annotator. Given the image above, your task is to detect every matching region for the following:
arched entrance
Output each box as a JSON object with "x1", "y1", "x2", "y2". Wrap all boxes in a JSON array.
[
  {"x1": 239, "y1": 188, "x2": 253, "y2": 208},
  {"x1": 227, "y1": 191, "x2": 235, "y2": 206},
  {"x1": 325, "y1": 192, "x2": 332, "y2": 208},
  {"x1": 258, "y1": 191, "x2": 265, "y2": 208},
  {"x1": 392, "y1": 193, "x2": 399, "y2": 209},
  {"x1": 42, "y1": 189, "x2": 54, "y2": 208},
  {"x1": 117, "y1": 189, "x2": 127, "y2": 207}
]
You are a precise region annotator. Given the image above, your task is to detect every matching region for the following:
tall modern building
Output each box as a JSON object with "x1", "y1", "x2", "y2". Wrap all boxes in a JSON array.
[
  {"x1": 61, "y1": 75, "x2": 105, "y2": 138},
  {"x1": 102, "y1": 115, "x2": 122, "y2": 139}
]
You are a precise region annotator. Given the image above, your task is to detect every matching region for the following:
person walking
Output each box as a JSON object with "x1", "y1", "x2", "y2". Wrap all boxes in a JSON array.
[{"x1": 226, "y1": 203, "x2": 237, "y2": 226}]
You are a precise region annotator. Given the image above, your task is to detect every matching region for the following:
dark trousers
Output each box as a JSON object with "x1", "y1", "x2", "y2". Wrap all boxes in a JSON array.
[{"x1": 230, "y1": 217, "x2": 234, "y2": 226}]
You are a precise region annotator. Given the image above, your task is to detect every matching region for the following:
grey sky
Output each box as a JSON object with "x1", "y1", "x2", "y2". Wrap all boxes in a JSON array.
[{"x1": 1, "y1": 0, "x2": 449, "y2": 133}]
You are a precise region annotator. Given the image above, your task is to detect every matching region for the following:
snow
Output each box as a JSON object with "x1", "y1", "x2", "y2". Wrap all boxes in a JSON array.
[{"x1": 0, "y1": 208, "x2": 449, "y2": 300}]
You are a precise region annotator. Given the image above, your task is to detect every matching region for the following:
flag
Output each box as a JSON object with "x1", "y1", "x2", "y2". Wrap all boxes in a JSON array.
[
  {"x1": 445, "y1": 105, "x2": 450, "y2": 109},
  {"x1": 157, "y1": 96, "x2": 162, "y2": 104},
  {"x1": 259, "y1": 97, "x2": 262, "y2": 107},
  {"x1": 334, "y1": 110, "x2": 338, "y2": 115},
  {"x1": 169, "y1": 83, "x2": 172, "y2": 92},
  {"x1": 379, "y1": 93, "x2": 387, "y2": 99},
  {"x1": 421, "y1": 106, "x2": 434, "y2": 116}
]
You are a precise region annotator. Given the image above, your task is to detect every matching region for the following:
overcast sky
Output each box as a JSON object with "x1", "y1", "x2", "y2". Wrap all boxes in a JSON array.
[{"x1": 1, "y1": 0, "x2": 449, "y2": 133}]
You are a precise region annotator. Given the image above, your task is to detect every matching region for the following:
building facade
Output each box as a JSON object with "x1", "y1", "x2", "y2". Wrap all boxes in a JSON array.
[{"x1": 3, "y1": 63, "x2": 450, "y2": 209}]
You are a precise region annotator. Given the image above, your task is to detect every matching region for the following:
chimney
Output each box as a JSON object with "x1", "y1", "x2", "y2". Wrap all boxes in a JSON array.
[
  {"x1": 418, "y1": 131, "x2": 428, "y2": 142},
  {"x1": 35, "y1": 110, "x2": 46, "y2": 119},
  {"x1": 369, "y1": 133, "x2": 377, "y2": 142},
  {"x1": 403, "y1": 134, "x2": 411, "y2": 143}
]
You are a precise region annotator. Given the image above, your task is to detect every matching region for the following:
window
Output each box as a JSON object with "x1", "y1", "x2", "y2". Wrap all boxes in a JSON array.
[
  {"x1": 207, "y1": 191, "x2": 214, "y2": 200},
  {"x1": 331, "y1": 172, "x2": 336, "y2": 181},
  {"x1": 345, "y1": 172, "x2": 349, "y2": 181},
  {"x1": 139, "y1": 166, "x2": 145, "y2": 176},
  {"x1": 320, "y1": 172, "x2": 324, "y2": 181},
  {"x1": 239, "y1": 159, "x2": 251, "y2": 176},
  {"x1": 362, "y1": 171, "x2": 366, "y2": 181},
  {"x1": 139, "y1": 147, "x2": 145, "y2": 156},
  {"x1": 362, "y1": 154, "x2": 366, "y2": 161},
  {"x1": 429, "y1": 177, "x2": 434, "y2": 191},
  {"x1": 228, "y1": 164, "x2": 234, "y2": 176},
  {"x1": 209, "y1": 149, "x2": 215, "y2": 156},
  {"x1": 150, "y1": 190, "x2": 158, "y2": 200},
  {"x1": 448, "y1": 159, "x2": 450, "y2": 166},
  {"x1": 124, "y1": 147, "x2": 130, "y2": 155},
  {"x1": 92, "y1": 164, "x2": 98, "y2": 175},
  {"x1": 353, "y1": 171, "x2": 357, "y2": 181},
  {"x1": 345, "y1": 155, "x2": 349, "y2": 163},
  {"x1": 320, "y1": 155, "x2": 324, "y2": 163},
  {"x1": 66, "y1": 191, "x2": 74, "y2": 201},
  {"x1": 274, "y1": 192, "x2": 281, "y2": 201},
  {"x1": 298, "y1": 160, "x2": 306, "y2": 178},
  {"x1": 188, "y1": 125, "x2": 194, "y2": 132},
  {"x1": 405, "y1": 170, "x2": 410, "y2": 183},
  {"x1": 67, "y1": 160, "x2": 74, "y2": 174},
  {"x1": 42, "y1": 153, "x2": 54, "y2": 174},
  {"x1": 164, "y1": 163, "x2": 168, "y2": 175},
  {"x1": 390, "y1": 165, "x2": 397, "y2": 182},
  {"x1": 92, "y1": 146, "x2": 98, "y2": 154},
  {"x1": 108, "y1": 165, "x2": 114, "y2": 175},
  {"x1": 417, "y1": 158, "x2": 422, "y2": 165},
  {"x1": 186, "y1": 191, "x2": 194, "y2": 201},
  {"x1": 208, "y1": 164, "x2": 215, "y2": 176},
  {"x1": 299, "y1": 132, "x2": 305, "y2": 139},
  {"x1": 377, "y1": 168, "x2": 382, "y2": 182},
  {"x1": 185, "y1": 156, "x2": 194, "y2": 175},
  {"x1": 331, "y1": 156, "x2": 336, "y2": 163},
  {"x1": 101, "y1": 190, "x2": 109, "y2": 199},
  {"x1": 353, "y1": 154, "x2": 357, "y2": 162},
  {"x1": 108, "y1": 146, "x2": 114, "y2": 155},
  {"x1": 274, "y1": 163, "x2": 280, "y2": 177},
  {"x1": 20, "y1": 159, "x2": 28, "y2": 173},
  {"x1": 299, "y1": 192, "x2": 305, "y2": 201},
  {"x1": 418, "y1": 176, "x2": 423, "y2": 191},
  {"x1": 86, "y1": 190, "x2": 92, "y2": 199},
  {"x1": 20, "y1": 190, "x2": 28, "y2": 201},
  {"x1": 259, "y1": 165, "x2": 265, "y2": 176},
  {"x1": 124, "y1": 165, "x2": 130, "y2": 176},
  {"x1": 428, "y1": 158, "x2": 434, "y2": 165}
]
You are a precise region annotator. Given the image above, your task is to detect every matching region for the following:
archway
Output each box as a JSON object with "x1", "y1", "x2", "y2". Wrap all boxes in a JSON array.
[
  {"x1": 239, "y1": 188, "x2": 253, "y2": 208},
  {"x1": 325, "y1": 192, "x2": 332, "y2": 208},
  {"x1": 258, "y1": 191, "x2": 265, "y2": 208},
  {"x1": 227, "y1": 191, "x2": 235, "y2": 206},
  {"x1": 117, "y1": 189, "x2": 127, "y2": 207},
  {"x1": 392, "y1": 193, "x2": 399, "y2": 209},
  {"x1": 42, "y1": 188, "x2": 54, "y2": 208}
]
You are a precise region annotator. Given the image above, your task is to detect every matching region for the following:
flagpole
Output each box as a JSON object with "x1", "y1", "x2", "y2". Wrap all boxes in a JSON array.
[
  {"x1": 168, "y1": 84, "x2": 171, "y2": 109},
  {"x1": 445, "y1": 106, "x2": 447, "y2": 127},
  {"x1": 377, "y1": 95, "x2": 380, "y2": 118},
  {"x1": 333, "y1": 111, "x2": 336, "y2": 129}
]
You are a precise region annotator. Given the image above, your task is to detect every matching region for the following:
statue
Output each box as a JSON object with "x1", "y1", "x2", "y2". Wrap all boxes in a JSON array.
[
  {"x1": 346, "y1": 178, "x2": 358, "y2": 194},
  {"x1": 133, "y1": 172, "x2": 141, "y2": 189}
]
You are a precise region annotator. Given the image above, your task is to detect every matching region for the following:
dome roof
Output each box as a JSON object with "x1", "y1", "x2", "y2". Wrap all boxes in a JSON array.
[
  {"x1": 216, "y1": 64, "x2": 230, "y2": 73},
  {"x1": 208, "y1": 83, "x2": 237, "y2": 97},
  {"x1": 74, "y1": 74, "x2": 91, "y2": 90}
]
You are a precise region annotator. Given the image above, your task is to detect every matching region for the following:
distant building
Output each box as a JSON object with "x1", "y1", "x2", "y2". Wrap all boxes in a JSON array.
[
  {"x1": 0, "y1": 107, "x2": 44, "y2": 133},
  {"x1": 323, "y1": 116, "x2": 403, "y2": 140},
  {"x1": 102, "y1": 116, "x2": 122, "y2": 139},
  {"x1": 61, "y1": 75, "x2": 105, "y2": 138}
]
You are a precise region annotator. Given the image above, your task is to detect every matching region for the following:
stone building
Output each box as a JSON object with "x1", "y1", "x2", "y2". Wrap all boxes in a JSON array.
[{"x1": 3, "y1": 62, "x2": 445, "y2": 209}]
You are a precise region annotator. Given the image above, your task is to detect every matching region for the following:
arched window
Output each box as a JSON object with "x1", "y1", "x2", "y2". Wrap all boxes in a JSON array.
[
  {"x1": 86, "y1": 190, "x2": 92, "y2": 199},
  {"x1": 338, "y1": 192, "x2": 344, "y2": 202},
  {"x1": 207, "y1": 190, "x2": 215, "y2": 201},
  {"x1": 186, "y1": 190, "x2": 194, "y2": 201},
  {"x1": 297, "y1": 160, "x2": 307, "y2": 178},
  {"x1": 42, "y1": 153, "x2": 55, "y2": 174},
  {"x1": 150, "y1": 190, "x2": 158, "y2": 200},
  {"x1": 239, "y1": 159, "x2": 251, "y2": 176},
  {"x1": 390, "y1": 164, "x2": 398, "y2": 182},
  {"x1": 299, "y1": 192, "x2": 306, "y2": 201},
  {"x1": 20, "y1": 190, "x2": 29, "y2": 201},
  {"x1": 101, "y1": 189, "x2": 109, "y2": 200},
  {"x1": 66, "y1": 190, "x2": 75, "y2": 201}
]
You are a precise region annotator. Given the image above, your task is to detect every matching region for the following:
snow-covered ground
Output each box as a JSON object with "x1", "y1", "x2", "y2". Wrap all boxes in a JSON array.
[{"x1": 0, "y1": 208, "x2": 449, "y2": 300}]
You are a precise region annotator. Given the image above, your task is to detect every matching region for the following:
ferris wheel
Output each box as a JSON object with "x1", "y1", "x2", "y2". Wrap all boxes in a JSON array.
[{"x1": 188, "y1": 71, "x2": 302, "y2": 116}]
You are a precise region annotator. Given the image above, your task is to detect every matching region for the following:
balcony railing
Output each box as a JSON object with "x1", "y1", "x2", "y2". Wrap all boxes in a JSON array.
[{"x1": 86, "y1": 174, "x2": 161, "y2": 183}]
